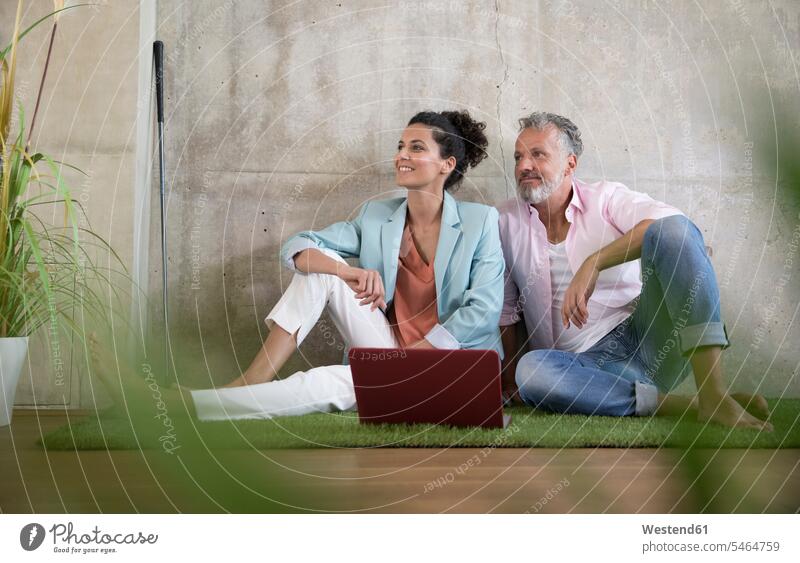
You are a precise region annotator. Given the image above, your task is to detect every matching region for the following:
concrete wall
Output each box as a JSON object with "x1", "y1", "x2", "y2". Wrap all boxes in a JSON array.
[
  {"x1": 151, "y1": 0, "x2": 800, "y2": 396},
  {"x1": 5, "y1": 1, "x2": 797, "y2": 406},
  {"x1": 2, "y1": 1, "x2": 141, "y2": 408}
]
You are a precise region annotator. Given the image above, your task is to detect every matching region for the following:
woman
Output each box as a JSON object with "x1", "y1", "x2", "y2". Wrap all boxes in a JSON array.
[{"x1": 90, "y1": 110, "x2": 505, "y2": 420}]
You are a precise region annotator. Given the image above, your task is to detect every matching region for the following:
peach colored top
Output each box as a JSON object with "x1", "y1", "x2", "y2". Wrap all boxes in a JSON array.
[{"x1": 387, "y1": 224, "x2": 439, "y2": 347}]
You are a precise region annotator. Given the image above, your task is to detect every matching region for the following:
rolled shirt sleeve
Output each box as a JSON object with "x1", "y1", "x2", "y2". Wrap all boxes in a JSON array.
[
  {"x1": 281, "y1": 238, "x2": 320, "y2": 272},
  {"x1": 424, "y1": 323, "x2": 460, "y2": 349},
  {"x1": 279, "y1": 202, "x2": 370, "y2": 271},
  {"x1": 604, "y1": 183, "x2": 684, "y2": 234}
]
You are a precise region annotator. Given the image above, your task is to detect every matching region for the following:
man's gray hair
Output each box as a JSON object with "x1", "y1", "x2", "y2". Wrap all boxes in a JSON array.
[{"x1": 518, "y1": 112, "x2": 583, "y2": 159}]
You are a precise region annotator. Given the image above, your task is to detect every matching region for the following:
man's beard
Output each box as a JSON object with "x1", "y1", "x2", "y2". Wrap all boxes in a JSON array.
[{"x1": 516, "y1": 168, "x2": 565, "y2": 204}]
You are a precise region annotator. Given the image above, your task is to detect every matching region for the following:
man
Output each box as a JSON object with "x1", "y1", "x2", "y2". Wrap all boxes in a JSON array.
[{"x1": 498, "y1": 112, "x2": 771, "y2": 430}]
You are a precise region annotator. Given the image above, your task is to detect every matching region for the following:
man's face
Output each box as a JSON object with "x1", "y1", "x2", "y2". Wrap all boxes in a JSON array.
[{"x1": 513, "y1": 126, "x2": 571, "y2": 204}]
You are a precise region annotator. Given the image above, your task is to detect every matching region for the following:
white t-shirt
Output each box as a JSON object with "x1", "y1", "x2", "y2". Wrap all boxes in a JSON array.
[{"x1": 548, "y1": 240, "x2": 634, "y2": 353}]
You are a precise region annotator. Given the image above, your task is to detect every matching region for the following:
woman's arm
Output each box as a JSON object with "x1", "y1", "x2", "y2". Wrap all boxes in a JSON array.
[
  {"x1": 292, "y1": 248, "x2": 348, "y2": 275},
  {"x1": 279, "y1": 202, "x2": 370, "y2": 271},
  {"x1": 280, "y1": 202, "x2": 386, "y2": 310},
  {"x1": 292, "y1": 249, "x2": 387, "y2": 311}
]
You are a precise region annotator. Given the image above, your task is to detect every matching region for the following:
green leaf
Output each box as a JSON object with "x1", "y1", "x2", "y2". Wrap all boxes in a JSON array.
[{"x1": 0, "y1": 4, "x2": 91, "y2": 60}]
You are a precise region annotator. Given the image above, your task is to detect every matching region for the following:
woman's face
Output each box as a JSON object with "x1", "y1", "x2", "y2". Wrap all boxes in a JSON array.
[{"x1": 394, "y1": 124, "x2": 455, "y2": 190}]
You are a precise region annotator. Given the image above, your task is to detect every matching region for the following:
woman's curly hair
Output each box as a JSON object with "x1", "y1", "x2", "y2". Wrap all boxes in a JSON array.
[{"x1": 407, "y1": 110, "x2": 489, "y2": 191}]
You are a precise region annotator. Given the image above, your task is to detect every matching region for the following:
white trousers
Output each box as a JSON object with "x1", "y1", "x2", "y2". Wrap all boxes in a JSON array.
[{"x1": 190, "y1": 250, "x2": 399, "y2": 420}]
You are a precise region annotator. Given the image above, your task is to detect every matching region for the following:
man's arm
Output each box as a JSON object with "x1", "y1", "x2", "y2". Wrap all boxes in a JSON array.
[
  {"x1": 563, "y1": 182, "x2": 685, "y2": 328},
  {"x1": 561, "y1": 219, "x2": 654, "y2": 329},
  {"x1": 587, "y1": 219, "x2": 654, "y2": 271}
]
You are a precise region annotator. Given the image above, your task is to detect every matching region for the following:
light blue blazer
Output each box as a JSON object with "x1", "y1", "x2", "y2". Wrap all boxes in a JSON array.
[{"x1": 280, "y1": 190, "x2": 505, "y2": 358}]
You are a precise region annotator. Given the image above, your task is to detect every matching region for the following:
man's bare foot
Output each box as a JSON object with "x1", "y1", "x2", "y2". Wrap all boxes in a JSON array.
[
  {"x1": 657, "y1": 392, "x2": 772, "y2": 430},
  {"x1": 730, "y1": 392, "x2": 770, "y2": 421},
  {"x1": 698, "y1": 394, "x2": 773, "y2": 431},
  {"x1": 655, "y1": 393, "x2": 696, "y2": 417}
]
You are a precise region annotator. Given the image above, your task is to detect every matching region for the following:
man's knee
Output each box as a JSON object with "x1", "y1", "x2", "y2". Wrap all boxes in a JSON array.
[
  {"x1": 643, "y1": 214, "x2": 703, "y2": 256},
  {"x1": 515, "y1": 350, "x2": 562, "y2": 400}
]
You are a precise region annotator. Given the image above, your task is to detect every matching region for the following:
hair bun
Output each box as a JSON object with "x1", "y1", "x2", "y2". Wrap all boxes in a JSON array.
[
  {"x1": 441, "y1": 110, "x2": 488, "y2": 170},
  {"x1": 407, "y1": 109, "x2": 490, "y2": 191}
]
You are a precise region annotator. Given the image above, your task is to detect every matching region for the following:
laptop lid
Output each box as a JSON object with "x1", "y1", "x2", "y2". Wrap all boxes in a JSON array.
[{"x1": 349, "y1": 348, "x2": 510, "y2": 429}]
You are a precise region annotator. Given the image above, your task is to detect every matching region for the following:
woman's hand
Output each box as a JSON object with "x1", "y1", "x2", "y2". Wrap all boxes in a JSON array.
[
  {"x1": 562, "y1": 259, "x2": 600, "y2": 329},
  {"x1": 337, "y1": 265, "x2": 387, "y2": 311}
]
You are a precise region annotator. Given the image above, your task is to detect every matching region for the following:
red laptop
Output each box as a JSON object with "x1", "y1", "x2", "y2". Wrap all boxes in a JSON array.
[{"x1": 348, "y1": 347, "x2": 511, "y2": 429}]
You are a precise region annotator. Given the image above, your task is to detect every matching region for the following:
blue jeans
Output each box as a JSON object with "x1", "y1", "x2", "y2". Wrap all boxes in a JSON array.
[{"x1": 515, "y1": 215, "x2": 729, "y2": 416}]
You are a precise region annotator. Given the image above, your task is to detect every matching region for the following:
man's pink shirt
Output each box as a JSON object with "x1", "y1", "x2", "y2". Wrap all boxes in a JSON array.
[{"x1": 498, "y1": 178, "x2": 684, "y2": 351}]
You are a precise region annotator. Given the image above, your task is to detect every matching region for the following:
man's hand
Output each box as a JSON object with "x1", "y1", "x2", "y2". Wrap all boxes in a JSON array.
[
  {"x1": 337, "y1": 266, "x2": 386, "y2": 311},
  {"x1": 558, "y1": 219, "x2": 655, "y2": 329},
  {"x1": 697, "y1": 393, "x2": 773, "y2": 431},
  {"x1": 562, "y1": 259, "x2": 600, "y2": 329}
]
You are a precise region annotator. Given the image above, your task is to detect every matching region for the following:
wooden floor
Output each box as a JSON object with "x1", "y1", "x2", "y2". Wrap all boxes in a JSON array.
[{"x1": 2, "y1": 409, "x2": 798, "y2": 513}]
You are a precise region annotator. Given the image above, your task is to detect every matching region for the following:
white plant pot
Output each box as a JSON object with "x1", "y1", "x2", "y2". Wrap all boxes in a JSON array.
[{"x1": 0, "y1": 336, "x2": 29, "y2": 427}]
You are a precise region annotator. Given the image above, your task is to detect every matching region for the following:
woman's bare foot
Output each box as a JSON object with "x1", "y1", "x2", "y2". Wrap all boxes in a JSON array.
[
  {"x1": 88, "y1": 333, "x2": 165, "y2": 404},
  {"x1": 219, "y1": 369, "x2": 278, "y2": 388},
  {"x1": 88, "y1": 332, "x2": 196, "y2": 418},
  {"x1": 219, "y1": 375, "x2": 246, "y2": 389}
]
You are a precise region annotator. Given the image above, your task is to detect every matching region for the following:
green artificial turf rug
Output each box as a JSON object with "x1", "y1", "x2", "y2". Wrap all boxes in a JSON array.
[{"x1": 38, "y1": 399, "x2": 800, "y2": 450}]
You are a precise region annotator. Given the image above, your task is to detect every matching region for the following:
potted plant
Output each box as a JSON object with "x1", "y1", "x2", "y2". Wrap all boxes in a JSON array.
[{"x1": 1, "y1": 0, "x2": 127, "y2": 425}]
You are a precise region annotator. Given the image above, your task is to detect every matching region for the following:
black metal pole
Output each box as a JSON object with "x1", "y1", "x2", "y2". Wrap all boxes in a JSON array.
[{"x1": 153, "y1": 40, "x2": 170, "y2": 384}]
